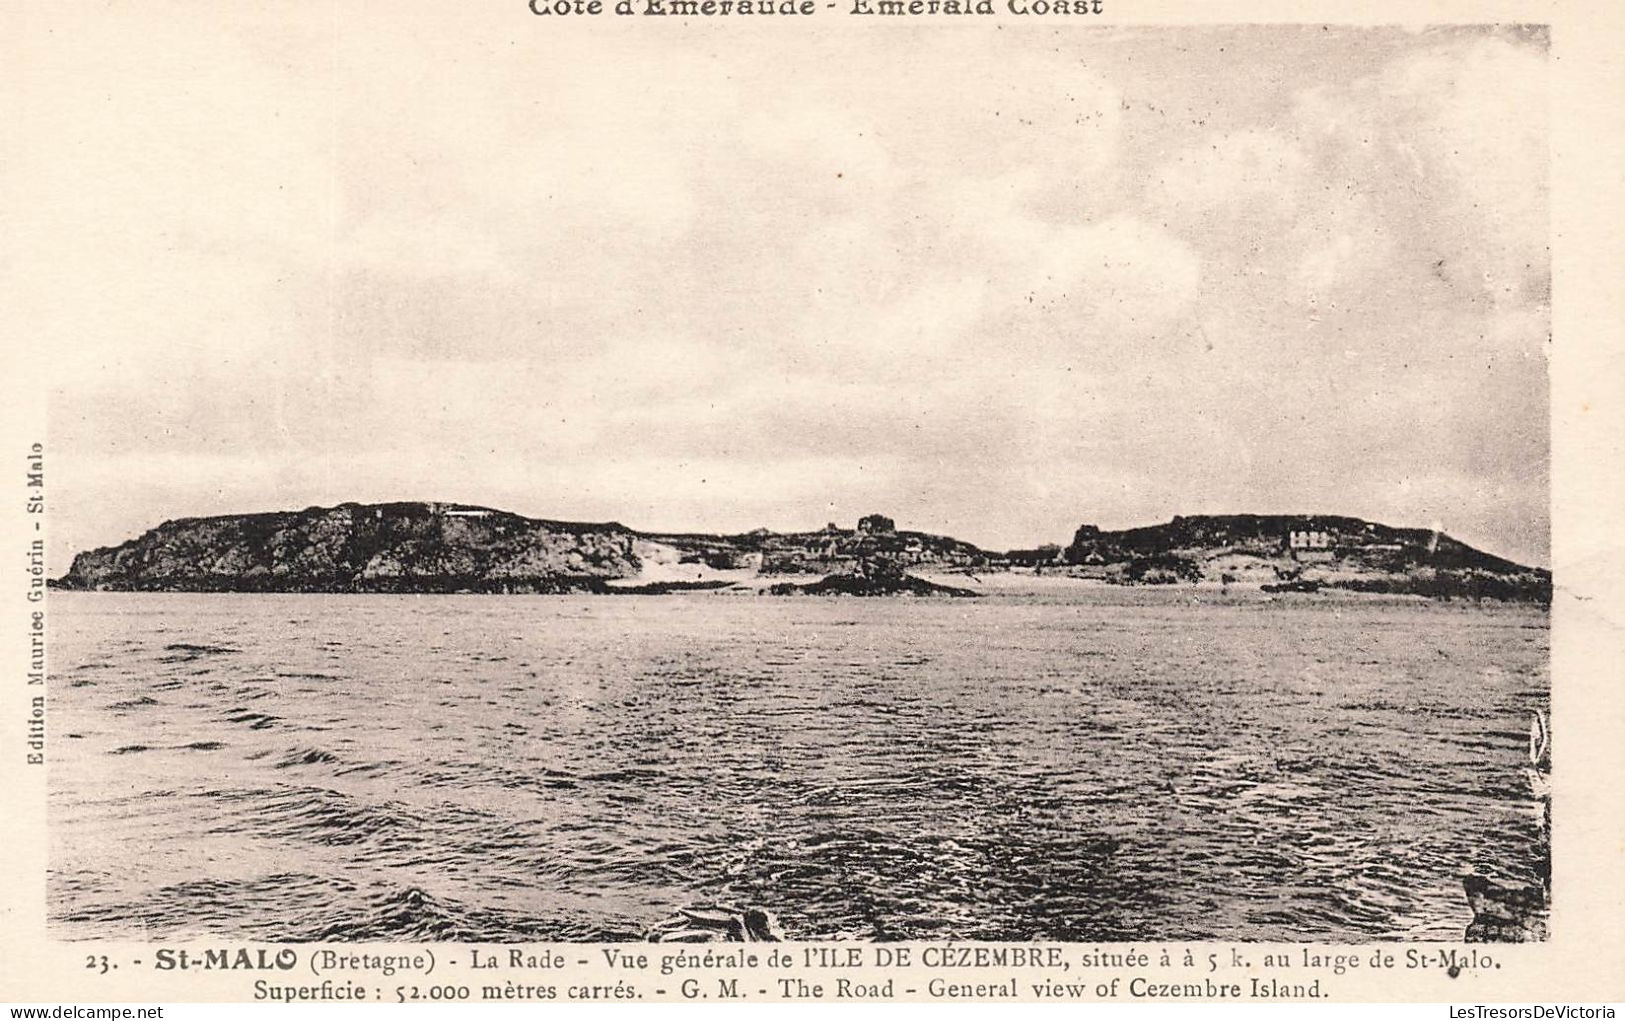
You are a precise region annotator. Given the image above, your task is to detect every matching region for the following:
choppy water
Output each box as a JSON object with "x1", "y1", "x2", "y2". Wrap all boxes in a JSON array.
[{"x1": 48, "y1": 590, "x2": 1549, "y2": 942}]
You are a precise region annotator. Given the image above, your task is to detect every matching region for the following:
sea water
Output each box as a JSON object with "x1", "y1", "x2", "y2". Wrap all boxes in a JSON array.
[{"x1": 47, "y1": 590, "x2": 1549, "y2": 942}]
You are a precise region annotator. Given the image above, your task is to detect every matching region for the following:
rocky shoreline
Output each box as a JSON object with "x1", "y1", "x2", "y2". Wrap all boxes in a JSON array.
[{"x1": 52, "y1": 502, "x2": 1550, "y2": 603}]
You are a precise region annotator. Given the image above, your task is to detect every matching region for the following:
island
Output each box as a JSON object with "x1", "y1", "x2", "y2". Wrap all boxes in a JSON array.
[{"x1": 50, "y1": 502, "x2": 1550, "y2": 602}]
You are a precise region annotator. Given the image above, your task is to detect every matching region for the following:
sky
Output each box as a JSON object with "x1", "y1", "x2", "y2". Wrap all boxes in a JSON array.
[{"x1": 12, "y1": 11, "x2": 1550, "y2": 566}]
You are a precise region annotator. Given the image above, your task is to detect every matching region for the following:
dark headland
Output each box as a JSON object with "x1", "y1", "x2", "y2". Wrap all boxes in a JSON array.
[{"x1": 51, "y1": 502, "x2": 1550, "y2": 602}]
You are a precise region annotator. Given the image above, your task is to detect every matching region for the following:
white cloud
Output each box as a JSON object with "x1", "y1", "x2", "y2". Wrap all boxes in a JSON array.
[{"x1": 28, "y1": 20, "x2": 1550, "y2": 566}]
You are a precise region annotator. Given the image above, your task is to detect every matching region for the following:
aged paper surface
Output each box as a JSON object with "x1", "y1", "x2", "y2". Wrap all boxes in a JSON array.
[{"x1": 2, "y1": 0, "x2": 1622, "y2": 1006}]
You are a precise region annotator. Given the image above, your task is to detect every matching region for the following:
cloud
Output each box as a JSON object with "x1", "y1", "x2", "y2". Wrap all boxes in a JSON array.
[
  {"x1": 28, "y1": 21, "x2": 1550, "y2": 565},
  {"x1": 1292, "y1": 32, "x2": 1549, "y2": 315},
  {"x1": 1148, "y1": 129, "x2": 1312, "y2": 234}
]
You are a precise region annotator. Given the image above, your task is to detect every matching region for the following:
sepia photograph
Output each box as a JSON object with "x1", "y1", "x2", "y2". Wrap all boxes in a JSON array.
[{"x1": 24, "y1": 14, "x2": 1555, "y2": 954}]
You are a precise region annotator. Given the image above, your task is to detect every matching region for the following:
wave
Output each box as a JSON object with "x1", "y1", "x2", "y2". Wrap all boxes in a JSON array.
[{"x1": 159, "y1": 643, "x2": 241, "y2": 663}]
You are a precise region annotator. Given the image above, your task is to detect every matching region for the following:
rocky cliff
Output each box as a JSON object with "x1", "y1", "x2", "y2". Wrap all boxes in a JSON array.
[{"x1": 55, "y1": 502, "x2": 643, "y2": 593}]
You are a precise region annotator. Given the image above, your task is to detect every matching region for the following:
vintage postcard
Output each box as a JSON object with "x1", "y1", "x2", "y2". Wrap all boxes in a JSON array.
[{"x1": 2, "y1": 0, "x2": 1621, "y2": 1008}]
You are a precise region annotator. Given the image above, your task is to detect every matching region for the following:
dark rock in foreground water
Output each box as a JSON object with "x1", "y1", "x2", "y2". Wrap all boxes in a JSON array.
[{"x1": 767, "y1": 571, "x2": 979, "y2": 598}]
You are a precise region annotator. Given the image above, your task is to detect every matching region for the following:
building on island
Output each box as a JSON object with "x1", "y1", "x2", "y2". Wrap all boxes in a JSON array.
[
  {"x1": 1287, "y1": 528, "x2": 1335, "y2": 563},
  {"x1": 857, "y1": 514, "x2": 896, "y2": 535}
]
